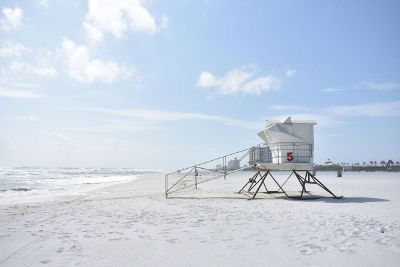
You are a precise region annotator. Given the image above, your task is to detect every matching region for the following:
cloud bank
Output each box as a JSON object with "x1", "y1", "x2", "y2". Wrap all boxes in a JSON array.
[
  {"x1": 76, "y1": 107, "x2": 262, "y2": 130},
  {"x1": 0, "y1": 42, "x2": 30, "y2": 57},
  {"x1": 326, "y1": 101, "x2": 400, "y2": 117},
  {"x1": 0, "y1": 87, "x2": 43, "y2": 98}
]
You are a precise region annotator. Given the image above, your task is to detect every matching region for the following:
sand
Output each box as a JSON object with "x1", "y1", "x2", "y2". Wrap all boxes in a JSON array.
[{"x1": 1, "y1": 171, "x2": 399, "y2": 266}]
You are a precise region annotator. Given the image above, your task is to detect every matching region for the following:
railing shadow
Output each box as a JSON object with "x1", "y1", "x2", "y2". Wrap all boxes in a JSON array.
[{"x1": 284, "y1": 196, "x2": 389, "y2": 203}]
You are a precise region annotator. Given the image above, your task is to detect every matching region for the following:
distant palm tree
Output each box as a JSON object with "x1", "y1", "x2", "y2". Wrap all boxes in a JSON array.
[
  {"x1": 374, "y1": 161, "x2": 377, "y2": 166},
  {"x1": 387, "y1": 160, "x2": 394, "y2": 167},
  {"x1": 380, "y1": 160, "x2": 386, "y2": 166},
  {"x1": 369, "y1": 161, "x2": 374, "y2": 166}
]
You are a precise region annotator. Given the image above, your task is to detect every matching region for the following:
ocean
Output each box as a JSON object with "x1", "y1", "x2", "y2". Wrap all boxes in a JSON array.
[{"x1": 0, "y1": 167, "x2": 151, "y2": 205}]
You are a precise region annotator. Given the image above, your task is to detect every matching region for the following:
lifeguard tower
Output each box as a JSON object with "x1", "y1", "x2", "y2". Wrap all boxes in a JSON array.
[
  {"x1": 238, "y1": 117, "x2": 341, "y2": 199},
  {"x1": 165, "y1": 117, "x2": 341, "y2": 200}
]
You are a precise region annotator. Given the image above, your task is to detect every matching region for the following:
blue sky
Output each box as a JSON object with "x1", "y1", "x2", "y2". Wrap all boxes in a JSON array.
[{"x1": 0, "y1": 0, "x2": 399, "y2": 168}]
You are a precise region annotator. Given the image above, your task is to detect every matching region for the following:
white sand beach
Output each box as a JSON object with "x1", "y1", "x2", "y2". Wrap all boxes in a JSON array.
[{"x1": 1, "y1": 171, "x2": 400, "y2": 266}]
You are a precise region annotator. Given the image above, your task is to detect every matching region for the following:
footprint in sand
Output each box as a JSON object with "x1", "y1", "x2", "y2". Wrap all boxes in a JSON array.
[
  {"x1": 337, "y1": 246, "x2": 357, "y2": 254},
  {"x1": 58, "y1": 235, "x2": 70, "y2": 240},
  {"x1": 56, "y1": 247, "x2": 64, "y2": 253},
  {"x1": 41, "y1": 259, "x2": 50, "y2": 264},
  {"x1": 109, "y1": 238, "x2": 122, "y2": 241},
  {"x1": 334, "y1": 239, "x2": 357, "y2": 254},
  {"x1": 297, "y1": 243, "x2": 329, "y2": 255}
]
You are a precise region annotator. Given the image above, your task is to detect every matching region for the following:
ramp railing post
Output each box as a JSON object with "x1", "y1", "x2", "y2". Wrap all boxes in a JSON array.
[
  {"x1": 165, "y1": 174, "x2": 168, "y2": 198},
  {"x1": 194, "y1": 166, "x2": 198, "y2": 189},
  {"x1": 223, "y1": 156, "x2": 227, "y2": 180}
]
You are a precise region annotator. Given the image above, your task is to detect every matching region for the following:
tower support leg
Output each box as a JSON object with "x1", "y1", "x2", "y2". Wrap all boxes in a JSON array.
[
  {"x1": 238, "y1": 171, "x2": 260, "y2": 193},
  {"x1": 305, "y1": 171, "x2": 341, "y2": 198},
  {"x1": 238, "y1": 170, "x2": 342, "y2": 200},
  {"x1": 237, "y1": 170, "x2": 288, "y2": 199},
  {"x1": 251, "y1": 171, "x2": 269, "y2": 199}
]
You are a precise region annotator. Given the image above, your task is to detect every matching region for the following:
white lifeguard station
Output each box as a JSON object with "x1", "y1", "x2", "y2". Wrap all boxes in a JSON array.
[
  {"x1": 257, "y1": 116, "x2": 315, "y2": 169},
  {"x1": 165, "y1": 116, "x2": 341, "y2": 200},
  {"x1": 238, "y1": 117, "x2": 341, "y2": 199}
]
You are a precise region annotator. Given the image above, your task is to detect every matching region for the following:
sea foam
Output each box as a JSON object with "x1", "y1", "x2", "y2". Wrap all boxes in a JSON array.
[{"x1": 0, "y1": 167, "x2": 151, "y2": 204}]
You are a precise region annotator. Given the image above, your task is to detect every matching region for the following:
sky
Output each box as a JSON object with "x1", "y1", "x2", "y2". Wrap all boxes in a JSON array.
[{"x1": 0, "y1": 0, "x2": 399, "y2": 169}]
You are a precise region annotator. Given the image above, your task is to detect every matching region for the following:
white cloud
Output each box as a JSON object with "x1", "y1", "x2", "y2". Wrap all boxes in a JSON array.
[
  {"x1": 242, "y1": 76, "x2": 280, "y2": 94},
  {"x1": 160, "y1": 15, "x2": 169, "y2": 28},
  {"x1": 8, "y1": 61, "x2": 58, "y2": 78},
  {"x1": 83, "y1": 0, "x2": 166, "y2": 43},
  {"x1": 197, "y1": 67, "x2": 281, "y2": 95},
  {"x1": 326, "y1": 101, "x2": 400, "y2": 117},
  {"x1": 83, "y1": 22, "x2": 104, "y2": 44},
  {"x1": 42, "y1": 131, "x2": 80, "y2": 148},
  {"x1": 59, "y1": 38, "x2": 133, "y2": 83},
  {"x1": 1, "y1": 49, "x2": 58, "y2": 78},
  {"x1": 197, "y1": 71, "x2": 218, "y2": 87},
  {"x1": 38, "y1": 0, "x2": 48, "y2": 8},
  {"x1": 268, "y1": 105, "x2": 309, "y2": 111},
  {"x1": 267, "y1": 101, "x2": 400, "y2": 128},
  {"x1": 0, "y1": 42, "x2": 30, "y2": 57},
  {"x1": 0, "y1": 87, "x2": 43, "y2": 98},
  {"x1": 56, "y1": 120, "x2": 158, "y2": 133},
  {"x1": 363, "y1": 81, "x2": 400, "y2": 91},
  {"x1": 8, "y1": 115, "x2": 40, "y2": 121},
  {"x1": 0, "y1": 6, "x2": 23, "y2": 31},
  {"x1": 321, "y1": 87, "x2": 345, "y2": 93},
  {"x1": 267, "y1": 114, "x2": 346, "y2": 128},
  {"x1": 76, "y1": 107, "x2": 262, "y2": 130},
  {"x1": 286, "y1": 68, "x2": 296, "y2": 77},
  {"x1": 322, "y1": 81, "x2": 400, "y2": 93},
  {"x1": 0, "y1": 78, "x2": 38, "y2": 89}
]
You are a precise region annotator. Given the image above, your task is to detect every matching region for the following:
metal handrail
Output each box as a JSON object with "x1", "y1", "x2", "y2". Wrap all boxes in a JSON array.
[
  {"x1": 168, "y1": 165, "x2": 251, "y2": 195},
  {"x1": 165, "y1": 144, "x2": 263, "y2": 197},
  {"x1": 166, "y1": 145, "x2": 260, "y2": 176},
  {"x1": 166, "y1": 167, "x2": 195, "y2": 194}
]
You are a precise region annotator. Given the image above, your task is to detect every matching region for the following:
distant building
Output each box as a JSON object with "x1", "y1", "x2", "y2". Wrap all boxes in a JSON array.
[
  {"x1": 249, "y1": 146, "x2": 272, "y2": 166},
  {"x1": 215, "y1": 164, "x2": 223, "y2": 170},
  {"x1": 228, "y1": 157, "x2": 240, "y2": 170},
  {"x1": 342, "y1": 165, "x2": 352, "y2": 171}
]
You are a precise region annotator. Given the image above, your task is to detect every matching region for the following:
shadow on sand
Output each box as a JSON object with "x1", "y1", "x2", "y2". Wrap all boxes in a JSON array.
[
  {"x1": 167, "y1": 196, "x2": 248, "y2": 200},
  {"x1": 276, "y1": 195, "x2": 389, "y2": 203},
  {"x1": 167, "y1": 195, "x2": 389, "y2": 203}
]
